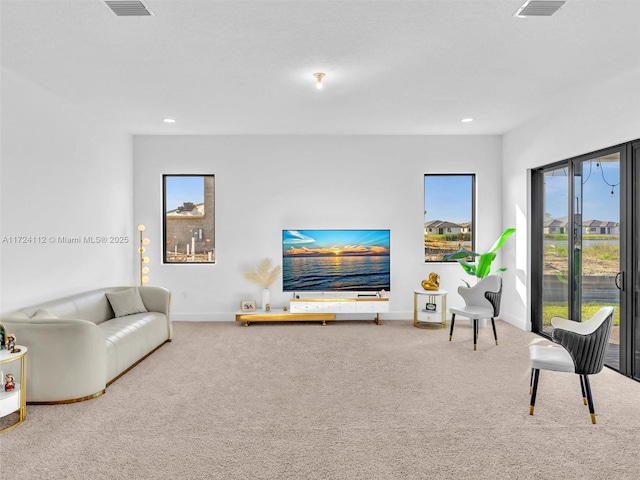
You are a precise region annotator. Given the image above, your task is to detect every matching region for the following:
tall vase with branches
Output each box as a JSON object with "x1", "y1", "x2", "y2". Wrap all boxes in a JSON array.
[{"x1": 244, "y1": 258, "x2": 281, "y2": 311}]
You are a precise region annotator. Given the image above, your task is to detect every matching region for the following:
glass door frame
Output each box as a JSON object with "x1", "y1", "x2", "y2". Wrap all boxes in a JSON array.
[
  {"x1": 531, "y1": 141, "x2": 636, "y2": 379},
  {"x1": 630, "y1": 140, "x2": 640, "y2": 379}
]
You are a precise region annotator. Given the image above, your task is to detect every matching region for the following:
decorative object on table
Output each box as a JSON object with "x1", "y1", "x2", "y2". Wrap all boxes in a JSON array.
[
  {"x1": 378, "y1": 289, "x2": 387, "y2": 298},
  {"x1": 5, "y1": 334, "x2": 21, "y2": 353},
  {"x1": 138, "y1": 224, "x2": 151, "y2": 285},
  {"x1": 442, "y1": 228, "x2": 515, "y2": 287},
  {"x1": 282, "y1": 306, "x2": 288, "y2": 312},
  {"x1": 265, "y1": 303, "x2": 271, "y2": 312},
  {"x1": 421, "y1": 272, "x2": 440, "y2": 291},
  {"x1": 240, "y1": 300, "x2": 256, "y2": 312},
  {"x1": 243, "y1": 258, "x2": 281, "y2": 312},
  {"x1": 4, "y1": 373, "x2": 15, "y2": 391}
]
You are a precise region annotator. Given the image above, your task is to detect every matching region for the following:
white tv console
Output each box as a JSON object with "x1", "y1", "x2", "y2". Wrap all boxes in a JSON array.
[{"x1": 290, "y1": 297, "x2": 389, "y2": 325}]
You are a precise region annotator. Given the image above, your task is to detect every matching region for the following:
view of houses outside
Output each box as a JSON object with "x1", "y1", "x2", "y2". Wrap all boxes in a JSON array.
[
  {"x1": 424, "y1": 174, "x2": 474, "y2": 262},
  {"x1": 163, "y1": 175, "x2": 215, "y2": 263},
  {"x1": 541, "y1": 157, "x2": 620, "y2": 335}
]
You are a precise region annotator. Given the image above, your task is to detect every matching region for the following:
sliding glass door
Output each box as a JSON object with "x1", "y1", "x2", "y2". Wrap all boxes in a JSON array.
[
  {"x1": 532, "y1": 141, "x2": 638, "y2": 379},
  {"x1": 575, "y1": 153, "x2": 621, "y2": 370},
  {"x1": 539, "y1": 166, "x2": 570, "y2": 334},
  {"x1": 633, "y1": 142, "x2": 640, "y2": 380}
]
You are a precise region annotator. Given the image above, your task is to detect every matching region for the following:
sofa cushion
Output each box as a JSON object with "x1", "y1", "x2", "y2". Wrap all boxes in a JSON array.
[
  {"x1": 105, "y1": 288, "x2": 148, "y2": 318},
  {"x1": 73, "y1": 290, "x2": 118, "y2": 324}
]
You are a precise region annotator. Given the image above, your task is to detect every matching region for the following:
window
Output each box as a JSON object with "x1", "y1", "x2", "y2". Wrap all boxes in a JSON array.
[
  {"x1": 163, "y1": 174, "x2": 215, "y2": 264},
  {"x1": 424, "y1": 174, "x2": 475, "y2": 262}
]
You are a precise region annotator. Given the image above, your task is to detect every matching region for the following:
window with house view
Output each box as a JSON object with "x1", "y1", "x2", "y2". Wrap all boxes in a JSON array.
[
  {"x1": 163, "y1": 174, "x2": 215, "y2": 264},
  {"x1": 424, "y1": 174, "x2": 475, "y2": 262}
]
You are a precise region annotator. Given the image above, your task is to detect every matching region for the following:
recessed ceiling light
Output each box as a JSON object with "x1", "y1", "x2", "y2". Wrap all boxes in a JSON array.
[
  {"x1": 163, "y1": 118, "x2": 176, "y2": 124},
  {"x1": 461, "y1": 118, "x2": 474, "y2": 123}
]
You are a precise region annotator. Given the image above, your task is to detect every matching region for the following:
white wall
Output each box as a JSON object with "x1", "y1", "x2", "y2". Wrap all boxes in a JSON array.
[
  {"x1": 133, "y1": 135, "x2": 503, "y2": 320},
  {"x1": 502, "y1": 67, "x2": 640, "y2": 330},
  {"x1": 0, "y1": 67, "x2": 134, "y2": 313}
]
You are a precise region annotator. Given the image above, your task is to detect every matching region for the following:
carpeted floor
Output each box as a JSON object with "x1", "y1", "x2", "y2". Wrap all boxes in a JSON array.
[{"x1": 2, "y1": 319, "x2": 639, "y2": 479}]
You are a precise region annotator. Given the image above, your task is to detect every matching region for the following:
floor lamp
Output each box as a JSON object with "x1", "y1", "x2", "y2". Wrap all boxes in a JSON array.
[{"x1": 138, "y1": 224, "x2": 150, "y2": 285}]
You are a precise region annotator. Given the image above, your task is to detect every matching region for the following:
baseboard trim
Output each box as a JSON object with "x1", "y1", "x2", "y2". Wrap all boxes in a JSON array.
[
  {"x1": 172, "y1": 312, "x2": 528, "y2": 329},
  {"x1": 499, "y1": 313, "x2": 527, "y2": 331}
]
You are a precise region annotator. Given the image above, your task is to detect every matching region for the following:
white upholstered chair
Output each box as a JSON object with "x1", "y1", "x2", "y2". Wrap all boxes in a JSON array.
[
  {"x1": 448, "y1": 275, "x2": 502, "y2": 351},
  {"x1": 528, "y1": 306, "x2": 614, "y2": 424}
]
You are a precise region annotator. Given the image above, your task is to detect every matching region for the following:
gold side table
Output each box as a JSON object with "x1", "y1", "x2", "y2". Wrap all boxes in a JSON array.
[
  {"x1": 413, "y1": 289, "x2": 447, "y2": 329},
  {"x1": 1, "y1": 345, "x2": 27, "y2": 433}
]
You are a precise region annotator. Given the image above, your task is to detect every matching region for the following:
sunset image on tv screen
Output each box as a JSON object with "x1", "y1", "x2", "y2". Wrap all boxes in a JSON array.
[{"x1": 282, "y1": 229, "x2": 390, "y2": 291}]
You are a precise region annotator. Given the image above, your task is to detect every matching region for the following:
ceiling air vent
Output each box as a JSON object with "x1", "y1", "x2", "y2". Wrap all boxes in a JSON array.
[
  {"x1": 514, "y1": 1, "x2": 566, "y2": 18},
  {"x1": 104, "y1": 1, "x2": 154, "y2": 17}
]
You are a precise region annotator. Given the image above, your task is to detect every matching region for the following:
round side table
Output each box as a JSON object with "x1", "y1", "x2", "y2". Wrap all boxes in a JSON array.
[
  {"x1": 413, "y1": 290, "x2": 447, "y2": 329},
  {"x1": 1, "y1": 346, "x2": 27, "y2": 433}
]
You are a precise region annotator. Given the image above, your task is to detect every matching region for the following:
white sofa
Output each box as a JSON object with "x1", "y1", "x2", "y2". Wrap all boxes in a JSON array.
[{"x1": 1, "y1": 286, "x2": 171, "y2": 403}]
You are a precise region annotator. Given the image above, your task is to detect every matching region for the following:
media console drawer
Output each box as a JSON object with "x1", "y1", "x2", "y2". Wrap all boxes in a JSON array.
[{"x1": 290, "y1": 297, "x2": 389, "y2": 324}]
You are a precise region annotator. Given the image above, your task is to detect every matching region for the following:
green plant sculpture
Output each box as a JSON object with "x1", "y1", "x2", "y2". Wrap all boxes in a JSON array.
[{"x1": 442, "y1": 228, "x2": 516, "y2": 286}]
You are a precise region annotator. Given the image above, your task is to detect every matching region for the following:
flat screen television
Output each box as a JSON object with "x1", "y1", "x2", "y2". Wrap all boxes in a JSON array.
[{"x1": 282, "y1": 229, "x2": 391, "y2": 292}]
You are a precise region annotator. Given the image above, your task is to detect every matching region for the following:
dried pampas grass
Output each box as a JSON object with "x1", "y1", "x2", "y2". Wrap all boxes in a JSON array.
[{"x1": 244, "y1": 258, "x2": 281, "y2": 288}]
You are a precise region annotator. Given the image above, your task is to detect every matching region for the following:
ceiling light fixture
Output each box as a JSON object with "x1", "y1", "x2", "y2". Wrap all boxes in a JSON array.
[
  {"x1": 313, "y1": 72, "x2": 326, "y2": 90},
  {"x1": 461, "y1": 118, "x2": 474, "y2": 123},
  {"x1": 163, "y1": 118, "x2": 176, "y2": 124}
]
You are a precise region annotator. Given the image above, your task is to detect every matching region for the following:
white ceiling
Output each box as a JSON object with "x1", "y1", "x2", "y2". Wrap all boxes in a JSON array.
[{"x1": 2, "y1": 0, "x2": 639, "y2": 135}]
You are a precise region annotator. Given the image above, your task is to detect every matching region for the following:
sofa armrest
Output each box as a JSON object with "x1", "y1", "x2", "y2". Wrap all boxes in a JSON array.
[
  {"x1": 2, "y1": 319, "x2": 107, "y2": 403},
  {"x1": 138, "y1": 286, "x2": 172, "y2": 339}
]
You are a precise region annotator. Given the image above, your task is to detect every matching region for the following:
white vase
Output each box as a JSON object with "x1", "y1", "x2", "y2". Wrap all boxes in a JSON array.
[{"x1": 262, "y1": 288, "x2": 271, "y2": 311}]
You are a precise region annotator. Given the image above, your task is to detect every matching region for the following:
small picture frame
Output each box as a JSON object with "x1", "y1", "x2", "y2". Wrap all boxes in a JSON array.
[
  {"x1": 240, "y1": 300, "x2": 256, "y2": 312},
  {"x1": 425, "y1": 302, "x2": 437, "y2": 311}
]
